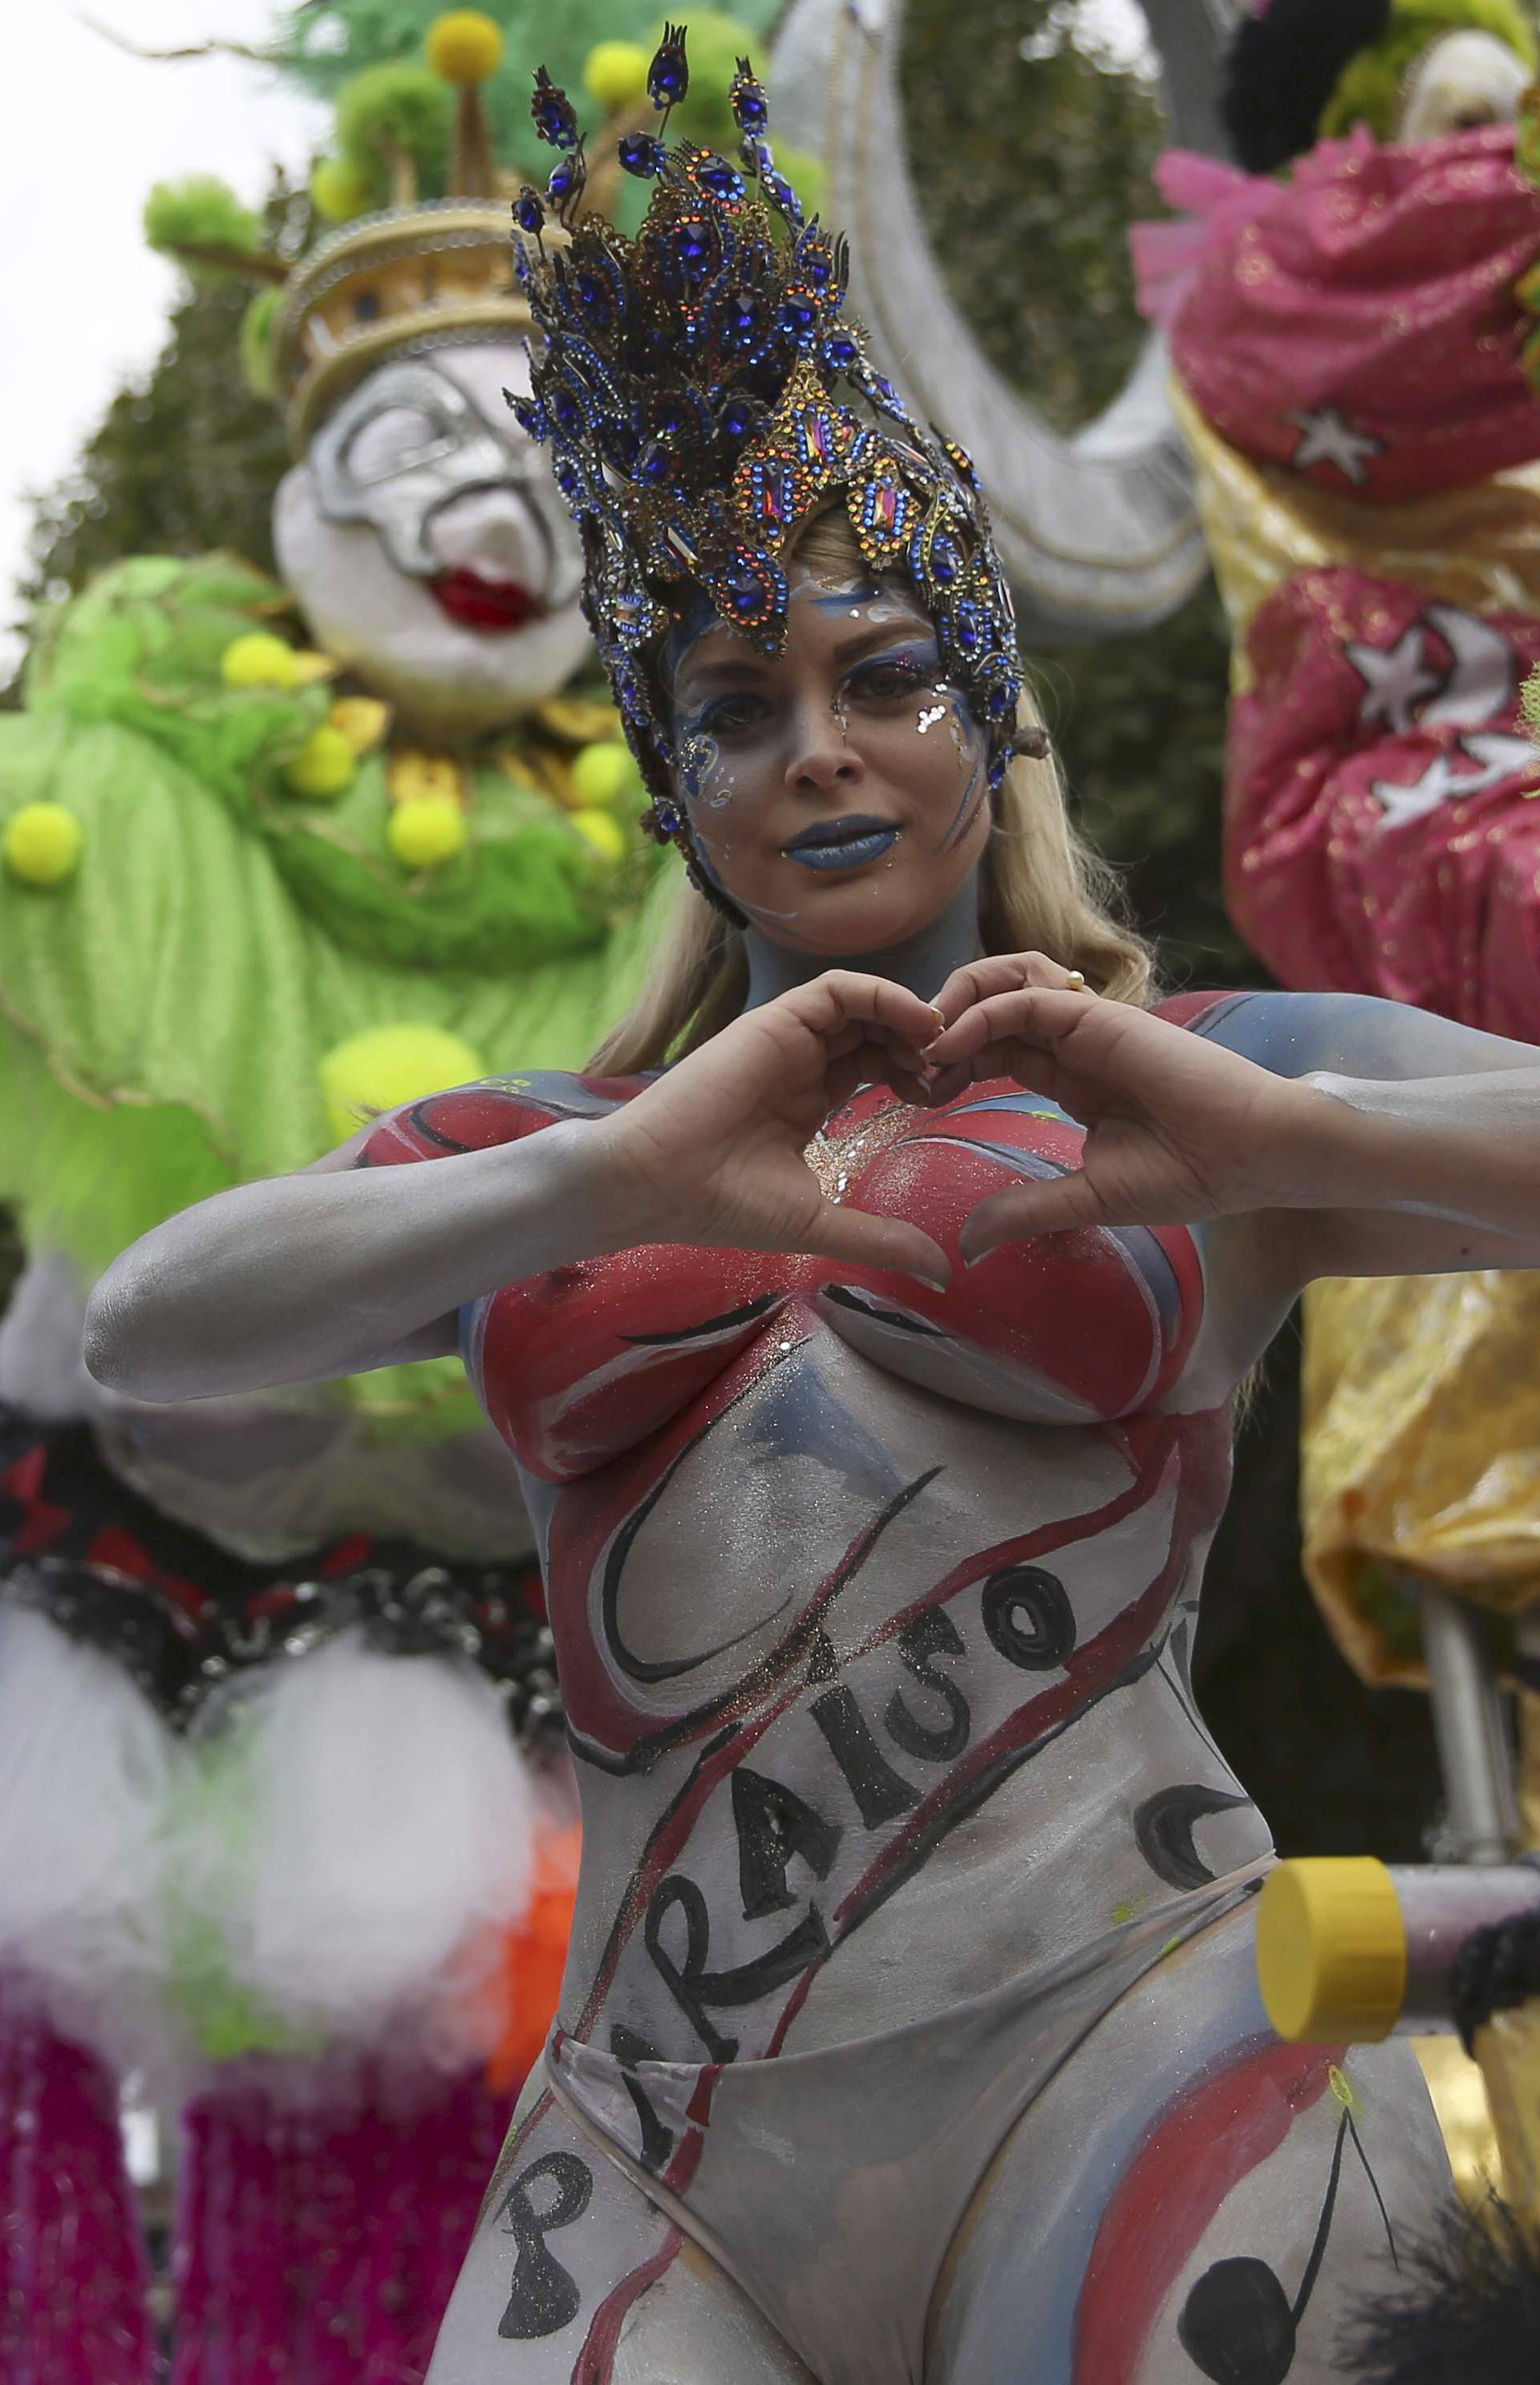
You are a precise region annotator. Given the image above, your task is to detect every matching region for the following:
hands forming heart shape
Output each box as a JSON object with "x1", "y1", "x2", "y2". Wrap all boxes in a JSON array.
[{"x1": 594, "y1": 954, "x2": 1325, "y2": 1287}]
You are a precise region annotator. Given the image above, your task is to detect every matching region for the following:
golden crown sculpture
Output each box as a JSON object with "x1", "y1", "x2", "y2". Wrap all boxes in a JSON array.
[{"x1": 276, "y1": 199, "x2": 527, "y2": 445}]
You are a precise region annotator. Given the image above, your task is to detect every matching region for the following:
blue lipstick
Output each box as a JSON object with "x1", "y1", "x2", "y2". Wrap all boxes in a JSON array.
[{"x1": 784, "y1": 814, "x2": 899, "y2": 872}]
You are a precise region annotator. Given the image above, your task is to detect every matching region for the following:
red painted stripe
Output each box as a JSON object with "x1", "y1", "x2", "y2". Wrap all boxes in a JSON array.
[
  {"x1": 1073, "y1": 2036, "x2": 1342, "y2": 2385},
  {"x1": 573, "y1": 2227, "x2": 684, "y2": 2384}
]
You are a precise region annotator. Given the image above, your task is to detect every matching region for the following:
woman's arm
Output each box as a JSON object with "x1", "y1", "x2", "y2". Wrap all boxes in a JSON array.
[
  {"x1": 83, "y1": 1117, "x2": 626, "y2": 1402},
  {"x1": 922, "y1": 975, "x2": 1540, "y2": 1278}
]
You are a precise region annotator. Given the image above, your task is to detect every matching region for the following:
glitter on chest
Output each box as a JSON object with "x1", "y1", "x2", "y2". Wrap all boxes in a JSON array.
[{"x1": 804, "y1": 1098, "x2": 921, "y2": 1201}]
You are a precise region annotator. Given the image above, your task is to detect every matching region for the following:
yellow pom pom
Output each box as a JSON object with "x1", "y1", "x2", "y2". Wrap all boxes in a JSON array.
[
  {"x1": 584, "y1": 39, "x2": 651, "y2": 110},
  {"x1": 4, "y1": 803, "x2": 84, "y2": 888},
  {"x1": 310, "y1": 156, "x2": 376, "y2": 224},
  {"x1": 570, "y1": 806, "x2": 626, "y2": 862},
  {"x1": 221, "y1": 632, "x2": 300, "y2": 691},
  {"x1": 283, "y1": 724, "x2": 358, "y2": 801},
  {"x1": 319, "y1": 1022, "x2": 487, "y2": 1147},
  {"x1": 568, "y1": 740, "x2": 637, "y2": 809},
  {"x1": 426, "y1": 10, "x2": 504, "y2": 84},
  {"x1": 389, "y1": 796, "x2": 468, "y2": 869}
]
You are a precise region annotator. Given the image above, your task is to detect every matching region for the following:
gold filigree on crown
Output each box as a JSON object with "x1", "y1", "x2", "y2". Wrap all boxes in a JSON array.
[{"x1": 507, "y1": 28, "x2": 1023, "y2": 870}]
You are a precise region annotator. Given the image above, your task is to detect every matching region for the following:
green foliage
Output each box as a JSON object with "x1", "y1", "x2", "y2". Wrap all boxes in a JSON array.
[
  {"x1": 903, "y1": 0, "x2": 1235, "y2": 980},
  {"x1": 902, "y1": 0, "x2": 1165, "y2": 432},
  {"x1": 334, "y1": 60, "x2": 454, "y2": 196},
  {"x1": 240, "y1": 286, "x2": 286, "y2": 401},
  {"x1": 272, "y1": 0, "x2": 780, "y2": 176},
  {"x1": 143, "y1": 176, "x2": 266, "y2": 281}
]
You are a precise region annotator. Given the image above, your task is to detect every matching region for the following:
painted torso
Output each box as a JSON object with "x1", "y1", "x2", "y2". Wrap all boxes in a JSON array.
[{"x1": 364, "y1": 1032, "x2": 1273, "y2": 2072}]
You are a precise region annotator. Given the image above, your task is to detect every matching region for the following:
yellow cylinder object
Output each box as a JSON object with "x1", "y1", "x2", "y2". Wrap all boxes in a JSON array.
[
  {"x1": 1256, "y1": 1858, "x2": 1408, "y2": 2043},
  {"x1": 3, "y1": 802, "x2": 84, "y2": 887}
]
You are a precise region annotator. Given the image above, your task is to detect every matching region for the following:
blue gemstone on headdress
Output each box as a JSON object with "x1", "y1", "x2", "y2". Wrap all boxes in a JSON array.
[
  {"x1": 619, "y1": 132, "x2": 666, "y2": 178},
  {"x1": 531, "y1": 67, "x2": 581, "y2": 151},
  {"x1": 548, "y1": 156, "x2": 582, "y2": 207},
  {"x1": 950, "y1": 601, "x2": 981, "y2": 655},
  {"x1": 987, "y1": 752, "x2": 1009, "y2": 791},
  {"x1": 778, "y1": 295, "x2": 817, "y2": 343},
  {"x1": 724, "y1": 561, "x2": 768, "y2": 614},
  {"x1": 551, "y1": 386, "x2": 584, "y2": 435},
  {"x1": 506, "y1": 389, "x2": 545, "y2": 439},
  {"x1": 872, "y1": 375, "x2": 900, "y2": 408},
  {"x1": 653, "y1": 799, "x2": 683, "y2": 836},
  {"x1": 929, "y1": 533, "x2": 959, "y2": 586},
  {"x1": 718, "y1": 393, "x2": 759, "y2": 441},
  {"x1": 515, "y1": 187, "x2": 545, "y2": 235},
  {"x1": 696, "y1": 154, "x2": 746, "y2": 204},
  {"x1": 721, "y1": 292, "x2": 760, "y2": 351},
  {"x1": 824, "y1": 335, "x2": 858, "y2": 371},
  {"x1": 729, "y1": 57, "x2": 768, "y2": 135},
  {"x1": 743, "y1": 136, "x2": 774, "y2": 176},
  {"x1": 649, "y1": 22, "x2": 690, "y2": 110},
  {"x1": 638, "y1": 441, "x2": 673, "y2": 483},
  {"x1": 987, "y1": 680, "x2": 1018, "y2": 719},
  {"x1": 572, "y1": 266, "x2": 615, "y2": 327},
  {"x1": 764, "y1": 173, "x2": 804, "y2": 228}
]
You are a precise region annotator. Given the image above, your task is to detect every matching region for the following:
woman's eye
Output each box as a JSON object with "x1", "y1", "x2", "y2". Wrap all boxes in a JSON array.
[
  {"x1": 852, "y1": 656, "x2": 931, "y2": 701},
  {"x1": 699, "y1": 694, "x2": 768, "y2": 736}
]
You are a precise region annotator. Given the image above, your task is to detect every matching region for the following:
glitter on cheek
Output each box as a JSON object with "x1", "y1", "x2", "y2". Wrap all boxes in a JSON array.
[{"x1": 916, "y1": 704, "x2": 946, "y2": 735}]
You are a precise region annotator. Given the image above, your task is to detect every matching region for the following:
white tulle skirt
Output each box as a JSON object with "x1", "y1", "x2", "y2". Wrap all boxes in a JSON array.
[{"x1": 0, "y1": 1608, "x2": 551, "y2": 2092}]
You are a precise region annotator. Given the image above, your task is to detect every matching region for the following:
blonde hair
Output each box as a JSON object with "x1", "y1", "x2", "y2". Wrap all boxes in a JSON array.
[{"x1": 590, "y1": 511, "x2": 1154, "y2": 1075}]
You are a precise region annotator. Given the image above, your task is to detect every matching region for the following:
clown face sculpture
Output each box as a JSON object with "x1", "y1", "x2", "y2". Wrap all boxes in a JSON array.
[{"x1": 274, "y1": 343, "x2": 590, "y2": 747}]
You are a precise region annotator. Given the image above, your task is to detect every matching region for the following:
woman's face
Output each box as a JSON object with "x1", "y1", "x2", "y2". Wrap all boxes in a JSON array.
[{"x1": 667, "y1": 557, "x2": 992, "y2": 952}]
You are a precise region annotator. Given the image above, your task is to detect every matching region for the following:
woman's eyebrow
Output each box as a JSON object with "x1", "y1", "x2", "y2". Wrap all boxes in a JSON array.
[
  {"x1": 830, "y1": 618, "x2": 936, "y2": 667},
  {"x1": 675, "y1": 651, "x2": 772, "y2": 699}
]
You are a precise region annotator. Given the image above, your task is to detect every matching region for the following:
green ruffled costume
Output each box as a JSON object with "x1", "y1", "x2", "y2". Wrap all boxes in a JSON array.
[{"x1": 0, "y1": 550, "x2": 669, "y2": 1434}]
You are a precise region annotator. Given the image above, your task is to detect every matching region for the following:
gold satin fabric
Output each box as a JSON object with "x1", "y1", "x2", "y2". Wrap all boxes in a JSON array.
[
  {"x1": 1170, "y1": 378, "x2": 1540, "y2": 671},
  {"x1": 1302, "y1": 1272, "x2": 1540, "y2": 1688},
  {"x1": 1475, "y1": 2003, "x2": 1540, "y2": 2213}
]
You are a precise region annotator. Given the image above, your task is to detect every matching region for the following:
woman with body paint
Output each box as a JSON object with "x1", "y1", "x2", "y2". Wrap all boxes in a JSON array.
[{"x1": 81, "y1": 46, "x2": 1540, "y2": 2385}]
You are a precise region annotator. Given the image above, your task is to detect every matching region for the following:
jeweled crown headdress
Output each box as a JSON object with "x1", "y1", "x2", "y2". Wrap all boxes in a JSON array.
[{"x1": 507, "y1": 27, "x2": 1024, "y2": 881}]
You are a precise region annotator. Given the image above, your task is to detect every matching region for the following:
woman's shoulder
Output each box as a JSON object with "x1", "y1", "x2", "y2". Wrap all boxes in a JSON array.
[{"x1": 355, "y1": 1069, "x2": 654, "y2": 1167}]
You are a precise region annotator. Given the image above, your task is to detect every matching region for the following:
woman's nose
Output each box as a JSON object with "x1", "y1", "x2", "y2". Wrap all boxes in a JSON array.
[{"x1": 785, "y1": 700, "x2": 862, "y2": 793}]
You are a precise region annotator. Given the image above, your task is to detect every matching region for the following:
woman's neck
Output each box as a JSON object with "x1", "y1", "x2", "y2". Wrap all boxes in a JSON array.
[{"x1": 742, "y1": 871, "x2": 983, "y2": 1011}]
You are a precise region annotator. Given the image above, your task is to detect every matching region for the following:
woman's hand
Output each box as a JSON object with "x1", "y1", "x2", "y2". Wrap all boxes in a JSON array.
[
  {"x1": 595, "y1": 971, "x2": 952, "y2": 1285},
  {"x1": 923, "y1": 963, "x2": 1318, "y2": 1259}
]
